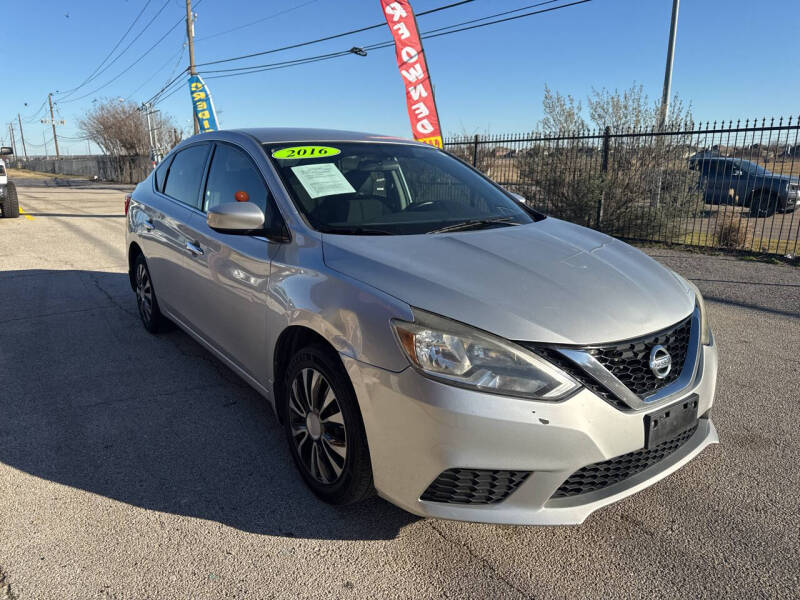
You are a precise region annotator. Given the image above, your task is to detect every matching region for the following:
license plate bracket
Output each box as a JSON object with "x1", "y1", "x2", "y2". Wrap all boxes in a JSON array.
[{"x1": 644, "y1": 395, "x2": 699, "y2": 449}]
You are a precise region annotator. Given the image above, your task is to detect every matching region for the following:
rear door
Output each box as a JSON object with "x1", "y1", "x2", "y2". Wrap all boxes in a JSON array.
[
  {"x1": 179, "y1": 142, "x2": 273, "y2": 384},
  {"x1": 138, "y1": 143, "x2": 211, "y2": 319}
]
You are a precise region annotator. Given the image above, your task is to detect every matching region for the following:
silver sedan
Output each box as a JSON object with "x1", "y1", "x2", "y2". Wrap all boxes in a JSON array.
[{"x1": 125, "y1": 128, "x2": 718, "y2": 525}]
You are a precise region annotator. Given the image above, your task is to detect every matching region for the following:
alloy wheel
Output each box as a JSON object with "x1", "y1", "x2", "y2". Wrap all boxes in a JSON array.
[
  {"x1": 135, "y1": 262, "x2": 153, "y2": 325},
  {"x1": 288, "y1": 367, "x2": 348, "y2": 485}
]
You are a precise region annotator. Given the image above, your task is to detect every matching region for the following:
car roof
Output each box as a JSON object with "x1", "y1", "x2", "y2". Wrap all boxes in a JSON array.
[{"x1": 228, "y1": 127, "x2": 422, "y2": 145}]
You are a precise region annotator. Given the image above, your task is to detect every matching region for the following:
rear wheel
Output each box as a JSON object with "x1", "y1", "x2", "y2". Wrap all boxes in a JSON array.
[
  {"x1": 1, "y1": 182, "x2": 19, "y2": 218},
  {"x1": 133, "y1": 254, "x2": 164, "y2": 333},
  {"x1": 282, "y1": 344, "x2": 373, "y2": 505}
]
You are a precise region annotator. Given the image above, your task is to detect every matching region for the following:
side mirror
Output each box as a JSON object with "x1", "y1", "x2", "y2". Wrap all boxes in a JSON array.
[
  {"x1": 207, "y1": 202, "x2": 264, "y2": 233},
  {"x1": 0, "y1": 146, "x2": 13, "y2": 156},
  {"x1": 510, "y1": 192, "x2": 527, "y2": 204},
  {"x1": 732, "y1": 169, "x2": 743, "y2": 177}
]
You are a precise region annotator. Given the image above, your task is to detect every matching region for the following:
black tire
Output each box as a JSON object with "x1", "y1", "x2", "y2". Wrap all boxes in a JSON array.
[
  {"x1": 133, "y1": 253, "x2": 164, "y2": 333},
  {"x1": 2, "y1": 182, "x2": 19, "y2": 219},
  {"x1": 282, "y1": 344, "x2": 374, "y2": 505},
  {"x1": 750, "y1": 191, "x2": 778, "y2": 218}
]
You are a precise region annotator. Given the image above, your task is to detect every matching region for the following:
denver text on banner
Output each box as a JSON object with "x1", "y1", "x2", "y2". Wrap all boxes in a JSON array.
[{"x1": 380, "y1": 1, "x2": 443, "y2": 148}]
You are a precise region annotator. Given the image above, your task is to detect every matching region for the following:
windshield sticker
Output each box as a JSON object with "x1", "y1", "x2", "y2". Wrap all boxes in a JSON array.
[
  {"x1": 291, "y1": 163, "x2": 355, "y2": 199},
  {"x1": 272, "y1": 146, "x2": 341, "y2": 160}
]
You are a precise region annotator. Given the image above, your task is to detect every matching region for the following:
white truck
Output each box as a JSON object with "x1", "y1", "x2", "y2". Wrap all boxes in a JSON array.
[{"x1": 0, "y1": 146, "x2": 19, "y2": 218}]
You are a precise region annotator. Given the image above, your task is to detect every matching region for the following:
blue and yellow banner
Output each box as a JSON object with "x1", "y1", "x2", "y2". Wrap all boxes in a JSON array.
[{"x1": 188, "y1": 75, "x2": 219, "y2": 133}]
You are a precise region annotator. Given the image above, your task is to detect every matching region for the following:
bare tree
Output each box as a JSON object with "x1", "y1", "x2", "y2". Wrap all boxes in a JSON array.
[
  {"x1": 587, "y1": 83, "x2": 692, "y2": 131},
  {"x1": 78, "y1": 99, "x2": 183, "y2": 157},
  {"x1": 539, "y1": 85, "x2": 587, "y2": 134},
  {"x1": 538, "y1": 82, "x2": 693, "y2": 133}
]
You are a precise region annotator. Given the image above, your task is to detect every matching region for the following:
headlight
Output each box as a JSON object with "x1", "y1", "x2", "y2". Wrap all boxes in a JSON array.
[
  {"x1": 685, "y1": 279, "x2": 712, "y2": 345},
  {"x1": 391, "y1": 309, "x2": 580, "y2": 400},
  {"x1": 669, "y1": 270, "x2": 712, "y2": 346}
]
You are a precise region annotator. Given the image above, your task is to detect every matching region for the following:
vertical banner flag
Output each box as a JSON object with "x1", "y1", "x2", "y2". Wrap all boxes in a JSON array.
[
  {"x1": 188, "y1": 75, "x2": 220, "y2": 133},
  {"x1": 380, "y1": 1, "x2": 443, "y2": 148}
]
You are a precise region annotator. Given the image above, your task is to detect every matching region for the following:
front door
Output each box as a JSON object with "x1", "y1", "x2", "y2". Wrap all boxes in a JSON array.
[{"x1": 180, "y1": 142, "x2": 272, "y2": 384}]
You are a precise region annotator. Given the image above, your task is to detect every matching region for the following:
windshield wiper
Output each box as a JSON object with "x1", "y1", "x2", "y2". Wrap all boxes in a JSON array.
[
  {"x1": 427, "y1": 216, "x2": 521, "y2": 234},
  {"x1": 320, "y1": 226, "x2": 394, "y2": 236}
]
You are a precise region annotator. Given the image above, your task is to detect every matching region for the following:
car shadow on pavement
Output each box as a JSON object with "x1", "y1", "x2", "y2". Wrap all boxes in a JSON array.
[{"x1": 0, "y1": 269, "x2": 419, "y2": 541}]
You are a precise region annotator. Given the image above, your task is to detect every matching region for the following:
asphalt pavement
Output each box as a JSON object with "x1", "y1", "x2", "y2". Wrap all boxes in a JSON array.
[{"x1": 1, "y1": 172, "x2": 798, "y2": 599}]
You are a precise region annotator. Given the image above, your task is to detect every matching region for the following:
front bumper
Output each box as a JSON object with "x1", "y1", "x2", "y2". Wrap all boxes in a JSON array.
[{"x1": 343, "y1": 339, "x2": 718, "y2": 525}]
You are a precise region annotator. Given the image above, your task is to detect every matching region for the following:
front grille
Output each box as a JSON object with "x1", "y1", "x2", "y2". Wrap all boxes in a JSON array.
[
  {"x1": 551, "y1": 424, "x2": 698, "y2": 499},
  {"x1": 589, "y1": 316, "x2": 692, "y2": 398},
  {"x1": 420, "y1": 468, "x2": 530, "y2": 505},
  {"x1": 536, "y1": 348, "x2": 630, "y2": 411}
]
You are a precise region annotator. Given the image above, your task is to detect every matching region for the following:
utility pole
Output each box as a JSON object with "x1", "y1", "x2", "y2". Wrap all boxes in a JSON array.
[
  {"x1": 48, "y1": 93, "x2": 61, "y2": 158},
  {"x1": 185, "y1": 0, "x2": 199, "y2": 135},
  {"x1": 658, "y1": 0, "x2": 680, "y2": 131},
  {"x1": 8, "y1": 123, "x2": 17, "y2": 156},
  {"x1": 17, "y1": 114, "x2": 28, "y2": 160},
  {"x1": 141, "y1": 102, "x2": 164, "y2": 165}
]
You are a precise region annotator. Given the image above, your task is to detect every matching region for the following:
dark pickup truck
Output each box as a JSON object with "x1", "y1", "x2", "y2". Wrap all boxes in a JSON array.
[{"x1": 688, "y1": 155, "x2": 800, "y2": 217}]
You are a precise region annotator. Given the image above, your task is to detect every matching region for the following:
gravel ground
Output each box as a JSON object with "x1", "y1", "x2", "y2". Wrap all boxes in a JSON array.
[{"x1": 0, "y1": 175, "x2": 798, "y2": 599}]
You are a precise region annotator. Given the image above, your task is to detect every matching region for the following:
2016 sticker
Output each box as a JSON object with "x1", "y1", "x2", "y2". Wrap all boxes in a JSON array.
[{"x1": 272, "y1": 146, "x2": 341, "y2": 159}]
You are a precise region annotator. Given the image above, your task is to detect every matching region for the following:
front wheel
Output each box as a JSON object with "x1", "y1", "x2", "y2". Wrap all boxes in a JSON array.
[
  {"x1": 283, "y1": 344, "x2": 374, "y2": 505},
  {"x1": 1, "y1": 182, "x2": 20, "y2": 218},
  {"x1": 750, "y1": 191, "x2": 778, "y2": 218}
]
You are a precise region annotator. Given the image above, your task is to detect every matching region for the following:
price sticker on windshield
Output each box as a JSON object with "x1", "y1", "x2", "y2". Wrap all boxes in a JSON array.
[{"x1": 272, "y1": 146, "x2": 341, "y2": 160}]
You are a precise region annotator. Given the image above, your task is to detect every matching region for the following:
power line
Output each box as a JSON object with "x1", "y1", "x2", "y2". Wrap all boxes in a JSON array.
[
  {"x1": 125, "y1": 45, "x2": 186, "y2": 100},
  {"x1": 194, "y1": 0, "x2": 475, "y2": 68},
  {"x1": 150, "y1": 0, "x2": 590, "y2": 111},
  {"x1": 58, "y1": 0, "x2": 172, "y2": 101},
  {"x1": 56, "y1": 0, "x2": 204, "y2": 106},
  {"x1": 412, "y1": 0, "x2": 563, "y2": 36},
  {"x1": 196, "y1": 0, "x2": 590, "y2": 80},
  {"x1": 143, "y1": 68, "x2": 190, "y2": 106},
  {"x1": 22, "y1": 97, "x2": 49, "y2": 123},
  {"x1": 58, "y1": 2, "x2": 202, "y2": 105},
  {"x1": 196, "y1": 0, "x2": 323, "y2": 42},
  {"x1": 57, "y1": 0, "x2": 155, "y2": 99}
]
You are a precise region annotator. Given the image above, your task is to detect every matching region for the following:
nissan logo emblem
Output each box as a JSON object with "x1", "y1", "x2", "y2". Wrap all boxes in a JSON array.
[{"x1": 649, "y1": 345, "x2": 672, "y2": 379}]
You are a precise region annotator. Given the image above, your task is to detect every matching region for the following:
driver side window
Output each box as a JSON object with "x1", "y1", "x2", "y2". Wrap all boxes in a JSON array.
[{"x1": 204, "y1": 143, "x2": 268, "y2": 213}]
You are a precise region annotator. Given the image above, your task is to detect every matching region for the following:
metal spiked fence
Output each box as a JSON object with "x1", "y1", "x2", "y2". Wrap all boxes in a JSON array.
[{"x1": 445, "y1": 117, "x2": 800, "y2": 256}]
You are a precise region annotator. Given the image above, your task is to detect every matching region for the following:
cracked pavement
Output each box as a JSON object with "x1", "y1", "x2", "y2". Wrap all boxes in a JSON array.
[{"x1": 1, "y1": 174, "x2": 798, "y2": 599}]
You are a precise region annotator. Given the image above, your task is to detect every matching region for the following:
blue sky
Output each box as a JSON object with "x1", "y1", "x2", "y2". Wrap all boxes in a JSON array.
[{"x1": 2, "y1": 0, "x2": 799, "y2": 155}]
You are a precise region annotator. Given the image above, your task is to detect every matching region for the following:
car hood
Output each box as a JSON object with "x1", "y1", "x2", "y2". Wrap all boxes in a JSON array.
[{"x1": 321, "y1": 218, "x2": 695, "y2": 345}]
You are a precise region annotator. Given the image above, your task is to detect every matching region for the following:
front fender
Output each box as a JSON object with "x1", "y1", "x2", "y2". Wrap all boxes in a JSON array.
[{"x1": 266, "y1": 237, "x2": 413, "y2": 379}]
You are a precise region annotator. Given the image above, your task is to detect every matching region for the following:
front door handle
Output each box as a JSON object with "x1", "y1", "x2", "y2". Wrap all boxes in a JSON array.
[{"x1": 185, "y1": 241, "x2": 204, "y2": 256}]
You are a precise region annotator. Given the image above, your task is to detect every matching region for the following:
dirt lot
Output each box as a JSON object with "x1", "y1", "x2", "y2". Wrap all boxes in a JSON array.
[{"x1": 1, "y1": 173, "x2": 798, "y2": 599}]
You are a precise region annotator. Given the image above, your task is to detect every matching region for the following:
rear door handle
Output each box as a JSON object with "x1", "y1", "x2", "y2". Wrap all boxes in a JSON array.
[
  {"x1": 185, "y1": 241, "x2": 204, "y2": 256},
  {"x1": 143, "y1": 218, "x2": 154, "y2": 231}
]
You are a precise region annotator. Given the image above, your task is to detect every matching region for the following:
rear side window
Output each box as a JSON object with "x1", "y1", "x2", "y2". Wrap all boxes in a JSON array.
[
  {"x1": 153, "y1": 156, "x2": 172, "y2": 192},
  {"x1": 163, "y1": 144, "x2": 210, "y2": 209},
  {"x1": 203, "y1": 144, "x2": 268, "y2": 213}
]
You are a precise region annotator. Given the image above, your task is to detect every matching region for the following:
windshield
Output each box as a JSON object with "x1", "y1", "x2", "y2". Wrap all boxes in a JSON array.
[
  {"x1": 266, "y1": 142, "x2": 536, "y2": 235},
  {"x1": 738, "y1": 160, "x2": 769, "y2": 175}
]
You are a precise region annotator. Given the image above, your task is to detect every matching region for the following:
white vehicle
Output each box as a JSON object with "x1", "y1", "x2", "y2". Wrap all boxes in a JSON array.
[{"x1": 0, "y1": 147, "x2": 19, "y2": 219}]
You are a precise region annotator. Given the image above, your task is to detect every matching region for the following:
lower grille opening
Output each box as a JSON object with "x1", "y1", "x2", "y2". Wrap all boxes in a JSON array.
[
  {"x1": 420, "y1": 468, "x2": 530, "y2": 505},
  {"x1": 551, "y1": 424, "x2": 699, "y2": 499}
]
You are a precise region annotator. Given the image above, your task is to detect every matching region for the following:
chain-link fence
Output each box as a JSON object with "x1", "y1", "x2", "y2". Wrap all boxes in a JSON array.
[
  {"x1": 10, "y1": 155, "x2": 151, "y2": 184},
  {"x1": 445, "y1": 117, "x2": 800, "y2": 256}
]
